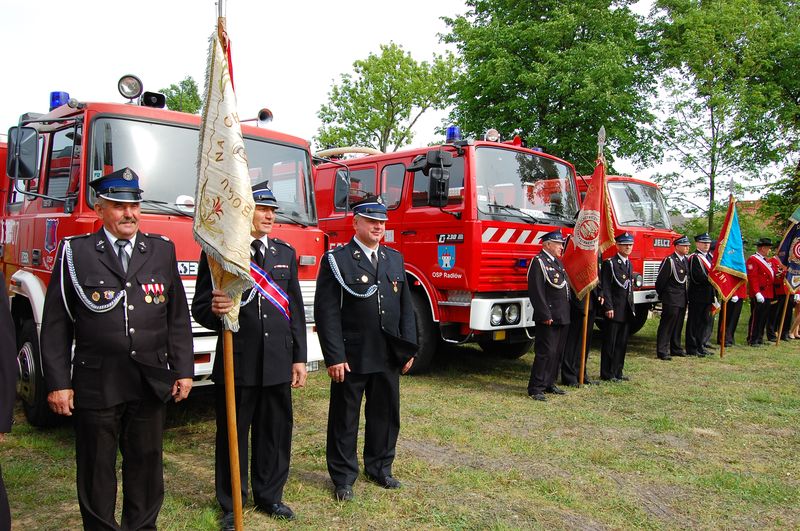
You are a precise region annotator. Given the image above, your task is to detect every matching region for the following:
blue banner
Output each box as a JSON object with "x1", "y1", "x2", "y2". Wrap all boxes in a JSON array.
[{"x1": 777, "y1": 222, "x2": 800, "y2": 294}]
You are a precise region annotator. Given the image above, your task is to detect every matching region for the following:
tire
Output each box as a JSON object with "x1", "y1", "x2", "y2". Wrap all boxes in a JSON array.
[
  {"x1": 629, "y1": 304, "x2": 651, "y2": 335},
  {"x1": 479, "y1": 338, "x2": 533, "y2": 359},
  {"x1": 406, "y1": 292, "x2": 437, "y2": 374},
  {"x1": 16, "y1": 320, "x2": 59, "y2": 427}
]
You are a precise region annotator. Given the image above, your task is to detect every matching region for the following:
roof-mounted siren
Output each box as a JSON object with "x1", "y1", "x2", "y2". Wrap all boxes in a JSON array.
[
  {"x1": 257, "y1": 108, "x2": 273, "y2": 126},
  {"x1": 484, "y1": 128, "x2": 501, "y2": 142},
  {"x1": 50, "y1": 91, "x2": 70, "y2": 111},
  {"x1": 446, "y1": 125, "x2": 461, "y2": 143}
]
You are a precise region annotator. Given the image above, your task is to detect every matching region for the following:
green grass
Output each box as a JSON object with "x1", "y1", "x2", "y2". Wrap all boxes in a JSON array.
[{"x1": 2, "y1": 307, "x2": 800, "y2": 529}]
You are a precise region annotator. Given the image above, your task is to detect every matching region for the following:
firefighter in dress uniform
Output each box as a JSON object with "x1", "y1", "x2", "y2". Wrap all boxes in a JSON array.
[
  {"x1": 192, "y1": 185, "x2": 307, "y2": 527},
  {"x1": 767, "y1": 254, "x2": 790, "y2": 341},
  {"x1": 746, "y1": 238, "x2": 775, "y2": 346},
  {"x1": 0, "y1": 271, "x2": 16, "y2": 531},
  {"x1": 314, "y1": 198, "x2": 417, "y2": 502},
  {"x1": 600, "y1": 232, "x2": 636, "y2": 381},
  {"x1": 527, "y1": 230, "x2": 571, "y2": 401},
  {"x1": 686, "y1": 233, "x2": 716, "y2": 356},
  {"x1": 655, "y1": 235, "x2": 691, "y2": 360},
  {"x1": 40, "y1": 168, "x2": 194, "y2": 530}
]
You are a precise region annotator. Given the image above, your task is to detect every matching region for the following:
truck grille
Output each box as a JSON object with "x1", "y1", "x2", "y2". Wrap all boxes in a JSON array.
[
  {"x1": 182, "y1": 279, "x2": 214, "y2": 334},
  {"x1": 642, "y1": 261, "x2": 660, "y2": 287}
]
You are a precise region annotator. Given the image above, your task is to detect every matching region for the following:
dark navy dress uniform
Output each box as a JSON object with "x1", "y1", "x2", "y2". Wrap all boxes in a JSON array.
[
  {"x1": 560, "y1": 285, "x2": 602, "y2": 385},
  {"x1": 40, "y1": 169, "x2": 193, "y2": 531},
  {"x1": 0, "y1": 272, "x2": 17, "y2": 531},
  {"x1": 655, "y1": 236, "x2": 691, "y2": 360},
  {"x1": 600, "y1": 235, "x2": 636, "y2": 380},
  {"x1": 192, "y1": 234, "x2": 307, "y2": 513},
  {"x1": 315, "y1": 231, "x2": 416, "y2": 490},
  {"x1": 686, "y1": 234, "x2": 716, "y2": 356},
  {"x1": 526, "y1": 231, "x2": 571, "y2": 397}
]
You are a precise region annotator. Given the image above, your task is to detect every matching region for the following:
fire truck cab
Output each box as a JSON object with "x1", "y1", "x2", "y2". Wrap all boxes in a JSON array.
[
  {"x1": 577, "y1": 174, "x2": 679, "y2": 333},
  {"x1": 2, "y1": 82, "x2": 325, "y2": 426},
  {"x1": 314, "y1": 132, "x2": 580, "y2": 372}
]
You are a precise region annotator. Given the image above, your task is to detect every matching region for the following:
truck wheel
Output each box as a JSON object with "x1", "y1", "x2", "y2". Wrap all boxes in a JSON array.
[
  {"x1": 629, "y1": 304, "x2": 651, "y2": 335},
  {"x1": 406, "y1": 292, "x2": 437, "y2": 375},
  {"x1": 16, "y1": 320, "x2": 58, "y2": 427},
  {"x1": 479, "y1": 338, "x2": 534, "y2": 359}
]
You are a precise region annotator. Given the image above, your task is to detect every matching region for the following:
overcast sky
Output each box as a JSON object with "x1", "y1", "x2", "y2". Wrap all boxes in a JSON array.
[{"x1": 1, "y1": 0, "x2": 662, "y2": 176}]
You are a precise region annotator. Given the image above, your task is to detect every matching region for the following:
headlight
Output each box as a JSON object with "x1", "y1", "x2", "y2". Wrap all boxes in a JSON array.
[
  {"x1": 504, "y1": 304, "x2": 520, "y2": 324},
  {"x1": 118, "y1": 74, "x2": 143, "y2": 100},
  {"x1": 634, "y1": 273, "x2": 643, "y2": 288},
  {"x1": 490, "y1": 304, "x2": 503, "y2": 326}
]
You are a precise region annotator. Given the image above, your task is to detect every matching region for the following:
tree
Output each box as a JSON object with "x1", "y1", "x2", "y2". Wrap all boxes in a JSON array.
[
  {"x1": 315, "y1": 43, "x2": 458, "y2": 152},
  {"x1": 443, "y1": 0, "x2": 659, "y2": 175},
  {"x1": 160, "y1": 76, "x2": 202, "y2": 114},
  {"x1": 650, "y1": 0, "x2": 796, "y2": 234}
]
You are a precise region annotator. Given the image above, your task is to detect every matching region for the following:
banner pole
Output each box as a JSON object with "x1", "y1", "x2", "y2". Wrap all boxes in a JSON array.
[
  {"x1": 223, "y1": 329, "x2": 244, "y2": 531},
  {"x1": 719, "y1": 303, "x2": 727, "y2": 358},
  {"x1": 775, "y1": 295, "x2": 790, "y2": 347},
  {"x1": 578, "y1": 295, "x2": 590, "y2": 385}
]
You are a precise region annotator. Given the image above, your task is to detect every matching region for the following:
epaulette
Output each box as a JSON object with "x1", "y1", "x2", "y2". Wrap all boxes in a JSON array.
[
  {"x1": 271, "y1": 237, "x2": 294, "y2": 250},
  {"x1": 381, "y1": 245, "x2": 400, "y2": 254},
  {"x1": 143, "y1": 233, "x2": 171, "y2": 242},
  {"x1": 63, "y1": 233, "x2": 91, "y2": 241}
]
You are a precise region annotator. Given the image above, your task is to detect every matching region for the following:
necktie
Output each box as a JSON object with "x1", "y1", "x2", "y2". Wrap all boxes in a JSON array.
[
  {"x1": 371, "y1": 251, "x2": 378, "y2": 270},
  {"x1": 251, "y1": 240, "x2": 265, "y2": 268},
  {"x1": 115, "y1": 239, "x2": 130, "y2": 273}
]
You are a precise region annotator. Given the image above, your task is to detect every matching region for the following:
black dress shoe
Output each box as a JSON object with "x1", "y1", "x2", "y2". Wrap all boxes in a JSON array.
[
  {"x1": 545, "y1": 385, "x2": 567, "y2": 395},
  {"x1": 617, "y1": 375, "x2": 630, "y2": 381},
  {"x1": 365, "y1": 473, "x2": 402, "y2": 489},
  {"x1": 748, "y1": 343, "x2": 762, "y2": 348},
  {"x1": 528, "y1": 393, "x2": 547, "y2": 401},
  {"x1": 334, "y1": 484, "x2": 354, "y2": 501},
  {"x1": 583, "y1": 378, "x2": 598, "y2": 385},
  {"x1": 220, "y1": 512, "x2": 235, "y2": 531},
  {"x1": 780, "y1": 335, "x2": 790, "y2": 341},
  {"x1": 672, "y1": 351, "x2": 687, "y2": 357},
  {"x1": 658, "y1": 354, "x2": 672, "y2": 360},
  {"x1": 258, "y1": 502, "x2": 296, "y2": 521}
]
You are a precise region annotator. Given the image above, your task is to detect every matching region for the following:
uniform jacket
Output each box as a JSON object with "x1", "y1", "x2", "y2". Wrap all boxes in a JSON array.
[
  {"x1": 1, "y1": 272, "x2": 16, "y2": 433},
  {"x1": 601, "y1": 254, "x2": 635, "y2": 323},
  {"x1": 656, "y1": 252, "x2": 689, "y2": 308},
  {"x1": 41, "y1": 229, "x2": 193, "y2": 409},
  {"x1": 746, "y1": 254, "x2": 774, "y2": 299},
  {"x1": 688, "y1": 251, "x2": 716, "y2": 304},
  {"x1": 528, "y1": 250, "x2": 570, "y2": 325},
  {"x1": 192, "y1": 238, "x2": 307, "y2": 387},
  {"x1": 770, "y1": 256, "x2": 787, "y2": 296},
  {"x1": 314, "y1": 239, "x2": 416, "y2": 374}
]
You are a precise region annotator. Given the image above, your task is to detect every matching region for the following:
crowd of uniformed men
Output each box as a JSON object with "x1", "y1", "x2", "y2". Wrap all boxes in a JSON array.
[{"x1": 0, "y1": 169, "x2": 798, "y2": 530}]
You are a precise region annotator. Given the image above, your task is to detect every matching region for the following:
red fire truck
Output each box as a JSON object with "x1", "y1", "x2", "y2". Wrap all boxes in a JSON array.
[
  {"x1": 314, "y1": 131, "x2": 580, "y2": 372},
  {"x1": 577, "y1": 174, "x2": 679, "y2": 333},
  {"x1": 2, "y1": 79, "x2": 325, "y2": 426}
]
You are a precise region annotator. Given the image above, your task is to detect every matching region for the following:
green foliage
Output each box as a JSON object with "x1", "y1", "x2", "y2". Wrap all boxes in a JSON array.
[
  {"x1": 675, "y1": 201, "x2": 780, "y2": 256},
  {"x1": 760, "y1": 162, "x2": 800, "y2": 233},
  {"x1": 443, "y1": 0, "x2": 658, "y2": 174},
  {"x1": 160, "y1": 76, "x2": 202, "y2": 114},
  {"x1": 315, "y1": 43, "x2": 458, "y2": 153}
]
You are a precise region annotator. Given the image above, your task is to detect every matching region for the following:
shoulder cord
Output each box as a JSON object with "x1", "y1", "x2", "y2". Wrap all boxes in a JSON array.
[
  {"x1": 670, "y1": 256, "x2": 687, "y2": 284},
  {"x1": 609, "y1": 260, "x2": 631, "y2": 290},
  {"x1": 240, "y1": 286, "x2": 258, "y2": 307},
  {"x1": 537, "y1": 257, "x2": 567, "y2": 289},
  {"x1": 327, "y1": 251, "x2": 378, "y2": 299}
]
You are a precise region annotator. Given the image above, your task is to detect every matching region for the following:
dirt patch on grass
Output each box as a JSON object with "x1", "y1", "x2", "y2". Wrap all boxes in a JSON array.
[{"x1": 608, "y1": 472, "x2": 694, "y2": 526}]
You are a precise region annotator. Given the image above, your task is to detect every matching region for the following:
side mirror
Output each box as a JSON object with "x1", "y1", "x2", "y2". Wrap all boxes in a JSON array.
[
  {"x1": 428, "y1": 166, "x2": 450, "y2": 208},
  {"x1": 7, "y1": 126, "x2": 39, "y2": 180}
]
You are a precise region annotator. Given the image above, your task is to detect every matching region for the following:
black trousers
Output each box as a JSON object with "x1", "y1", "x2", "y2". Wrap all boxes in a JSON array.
[
  {"x1": 528, "y1": 323, "x2": 568, "y2": 395},
  {"x1": 717, "y1": 298, "x2": 743, "y2": 346},
  {"x1": 767, "y1": 294, "x2": 791, "y2": 340},
  {"x1": 657, "y1": 304, "x2": 686, "y2": 357},
  {"x1": 747, "y1": 298, "x2": 771, "y2": 345},
  {"x1": 561, "y1": 308, "x2": 593, "y2": 385},
  {"x1": 74, "y1": 399, "x2": 166, "y2": 531},
  {"x1": 215, "y1": 382, "x2": 292, "y2": 512},
  {"x1": 601, "y1": 319, "x2": 630, "y2": 379},
  {"x1": 0, "y1": 463, "x2": 9, "y2": 531},
  {"x1": 686, "y1": 301, "x2": 712, "y2": 354},
  {"x1": 327, "y1": 369, "x2": 400, "y2": 488}
]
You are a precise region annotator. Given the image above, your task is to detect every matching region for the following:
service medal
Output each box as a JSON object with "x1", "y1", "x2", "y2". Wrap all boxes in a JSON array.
[
  {"x1": 91, "y1": 292, "x2": 100, "y2": 302},
  {"x1": 104, "y1": 290, "x2": 114, "y2": 300},
  {"x1": 145, "y1": 295, "x2": 153, "y2": 304},
  {"x1": 622, "y1": 275, "x2": 627, "y2": 279},
  {"x1": 158, "y1": 295, "x2": 165, "y2": 303},
  {"x1": 393, "y1": 280, "x2": 398, "y2": 293},
  {"x1": 361, "y1": 275, "x2": 368, "y2": 283},
  {"x1": 153, "y1": 295, "x2": 160, "y2": 305}
]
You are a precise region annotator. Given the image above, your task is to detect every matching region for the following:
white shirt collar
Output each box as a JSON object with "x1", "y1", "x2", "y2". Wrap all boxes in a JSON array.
[
  {"x1": 542, "y1": 249, "x2": 555, "y2": 261},
  {"x1": 353, "y1": 237, "x2": 379, "y2": 258},
  {"x1": 103, "y1": 228, "x2": 136, "y2": 255}
]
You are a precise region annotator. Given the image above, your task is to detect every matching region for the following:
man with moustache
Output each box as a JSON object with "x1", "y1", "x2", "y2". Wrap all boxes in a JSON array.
[
  {"x1": 686, "y1": 233, "x2": 716, "y2": 357},
  {"x1": 193, "y1": 184, "x2": 307, "y2": 527},
  {"x1": 40, "y1": 168, "x2": 194, "y2": 530},
  {"x1": 315, "y1": 197, "x2": 417, "y2": 502},
  {"x1": 600, "y1": 232, "x2": 636, "y2": 381},
  {"x1": 655, "y1": 235, "x2": 691, "y2": 360},
  {"x1": 527, "y1": 230, "x2": 571, "y2": 401}
]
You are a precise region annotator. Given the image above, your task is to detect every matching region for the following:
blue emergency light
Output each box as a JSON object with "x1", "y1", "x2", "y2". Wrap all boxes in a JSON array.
[
  {"x1": 517, "y1": 258, "x2": 528, "y2": 268},
  {"x1": 446, "y1": 125, "x2": 461, "y2": 143},
  {"x1": 50, "y1": 91, "x2": 70, "y2": 111}
]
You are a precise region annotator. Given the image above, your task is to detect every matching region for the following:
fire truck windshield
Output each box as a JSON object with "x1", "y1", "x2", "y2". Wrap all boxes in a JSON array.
[
  {"x1": 475, "y1": 146, "x2": 578, "y2": 224},
  {"x1": 87, "y1": 118, "x2": 316, "y2": 224},
  {"x1": 607, "y1": 180, "x2": 672, "y2": 230}
]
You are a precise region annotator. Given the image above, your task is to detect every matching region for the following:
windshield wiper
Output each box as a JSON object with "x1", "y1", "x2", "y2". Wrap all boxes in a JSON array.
[
  {"x1": 141, "y1": 199, "x2": 193, "y2": 218},
  {"x1": 486, "y1": 203, "x2": 538, "y2": 224},
  {"x1": 619, "y1": 218, "x2": 645, "y2": 226},
  {"x1": 276, "y1": 211, "x2": 309, "y2": 228}
]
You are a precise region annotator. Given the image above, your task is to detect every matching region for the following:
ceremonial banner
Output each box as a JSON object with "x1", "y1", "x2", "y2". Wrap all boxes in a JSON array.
[
  {"x1": 193, "y1": 21, "x2": 255, "y2": 332},
  {"x1": 776, "y1": 221, "x2": 800, "y2": 294},
  {"x1": 709, "y1": 195, "x2": 747, "y2": 301},
  {"x1": 563, "y1": 157, "x2": 615, "y2": 300}
]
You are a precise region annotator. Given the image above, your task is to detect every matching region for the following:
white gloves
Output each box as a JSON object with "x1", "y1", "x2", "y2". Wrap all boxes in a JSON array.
[
  {"x1": 755, "y1": 292, "x2": 765, "y2": 303},
  {"x1": 795, "y1": 294, "x2": 799, "y2": 303},
  {"x1": 731, "y1": 296, "x2": 739, "y2": 303}
]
